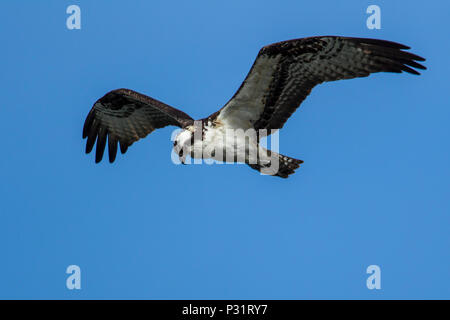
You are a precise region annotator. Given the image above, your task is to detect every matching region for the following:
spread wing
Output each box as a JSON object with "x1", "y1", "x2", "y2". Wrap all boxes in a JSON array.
[
  {"x1": 82, "y1": 88, "x2": 194, "y2": 163},
  {"x1": 215, "y1": 36, "x2": 426, "y2": 133}
]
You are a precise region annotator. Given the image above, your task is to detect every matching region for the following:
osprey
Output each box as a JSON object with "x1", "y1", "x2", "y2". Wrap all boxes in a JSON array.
[{"x1": 82, "y1": 36, "x2": 426, "y2": 178}]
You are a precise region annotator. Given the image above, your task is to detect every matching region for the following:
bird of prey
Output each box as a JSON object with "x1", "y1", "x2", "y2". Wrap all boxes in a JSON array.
[{"x1": 82, "y1": 36, "x2": 426, "y2": 178}]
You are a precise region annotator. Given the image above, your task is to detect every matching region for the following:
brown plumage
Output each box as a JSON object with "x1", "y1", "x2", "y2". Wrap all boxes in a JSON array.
[
  {"x1": 215, "y1": 36, "x2": 426, "y2": 133},
  {"x1": 82, "y1": 36, "x2": 426, "y2": 178},
  {"x1": 82, "y1": 89, "x2": 193, "y2": 163}
]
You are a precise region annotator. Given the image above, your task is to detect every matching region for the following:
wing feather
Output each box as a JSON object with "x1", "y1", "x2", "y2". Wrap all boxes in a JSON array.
[
  {"x1": 82, "y1": 88, "x2": 194, "y2": 163},
  {"x1": 215, "y1": 36, "x2": 426, "y2": 133}
]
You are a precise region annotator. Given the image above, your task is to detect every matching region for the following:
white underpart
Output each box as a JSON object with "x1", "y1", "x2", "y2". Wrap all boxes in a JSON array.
[
  {"x1": 173, "y1": 55, "x2": 284, "y2": 165},
  {"x1": 174, "y1": 125, "x2": 273, "y2": 166}
]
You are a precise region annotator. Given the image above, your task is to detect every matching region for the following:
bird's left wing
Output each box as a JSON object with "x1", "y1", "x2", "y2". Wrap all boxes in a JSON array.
[
  {"x1": 214, "y1": 36, "x2": 426, "y2": 133},
  {"x1": 82, "y1": 88, "x2": 194, "y2": 163}
]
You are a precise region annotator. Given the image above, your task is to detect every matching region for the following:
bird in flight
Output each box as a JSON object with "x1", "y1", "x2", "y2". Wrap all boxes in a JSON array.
[{"x1": 82, "y1": 36, "x2": 426, "y2": 178}]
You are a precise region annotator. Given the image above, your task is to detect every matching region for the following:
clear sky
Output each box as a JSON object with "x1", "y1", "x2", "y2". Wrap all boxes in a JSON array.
[{"x1": 1, "y1": 0, "x2": 448, "y2": 299}]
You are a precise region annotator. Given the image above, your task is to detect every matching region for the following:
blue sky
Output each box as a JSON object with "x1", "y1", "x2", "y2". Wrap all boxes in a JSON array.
[{"x1": 1, "y1": 0, "x2": 449, "y2": 299}]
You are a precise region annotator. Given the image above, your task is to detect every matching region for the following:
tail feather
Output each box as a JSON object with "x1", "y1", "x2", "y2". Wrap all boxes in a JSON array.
[{"x1": 248, "y1": 153, "x2": 303, "y2": 178}]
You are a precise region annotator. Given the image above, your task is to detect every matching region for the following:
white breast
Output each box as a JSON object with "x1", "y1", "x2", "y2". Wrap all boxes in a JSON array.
[{"x1": 197, "y1": 124, "x2": 264, "y2": 164}]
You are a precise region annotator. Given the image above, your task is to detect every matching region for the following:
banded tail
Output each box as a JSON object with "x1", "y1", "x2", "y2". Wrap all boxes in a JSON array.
[{"x1": 248, "y1": 153, "x2": 303, "y2": 178}]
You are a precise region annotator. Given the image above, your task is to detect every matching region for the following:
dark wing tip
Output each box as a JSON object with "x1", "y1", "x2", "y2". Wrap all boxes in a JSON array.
[
  {"x1": 108, "y1": 135, "x2": 118, "y2": 163},
  {"x1": 349, "y1": 37, "x2": 411, "y2": 50},
  {"x1": 95, "y1": 126, "x2": 107, "y2": 163},
  {"x1": 83, "y1": 91, "x2": 130, "y2": 163},
  {"x1": 119, "y1": 141, "x2": 129, "y2": 154},
  {"x1": 84, "y1": 117, "x2": 99, "y2": 154},
  {"x1": 82, "y1": 107, "x2": 111, "y2": 163},
  {"x1": 82, "y1": 109, "x2": 95, "y2": 139},
  {"x1": 401, "y1": 65, "x2": 421, "y2": 75},
  {"x1": 354, "y1": 37, "x2": 427, "y2": 76}
]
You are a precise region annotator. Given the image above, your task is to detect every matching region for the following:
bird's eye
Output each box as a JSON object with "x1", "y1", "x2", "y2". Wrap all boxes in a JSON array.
[{"x1": 173, "y1": 140, "x2": 178, "y2": 147}]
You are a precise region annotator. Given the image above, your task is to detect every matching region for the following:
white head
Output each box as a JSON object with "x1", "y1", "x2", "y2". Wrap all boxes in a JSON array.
[{"x1": 173, "y1": 128, "x2": 194, "y2": 164}]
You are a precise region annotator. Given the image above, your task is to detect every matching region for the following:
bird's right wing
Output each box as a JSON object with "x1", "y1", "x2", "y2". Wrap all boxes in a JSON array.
[
  {"x1": 82, "y1": 88, "x2": 194, "y2": 163},
  {"x1": 215, "y1": 36, "x2": 426, "y2": 134}
]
